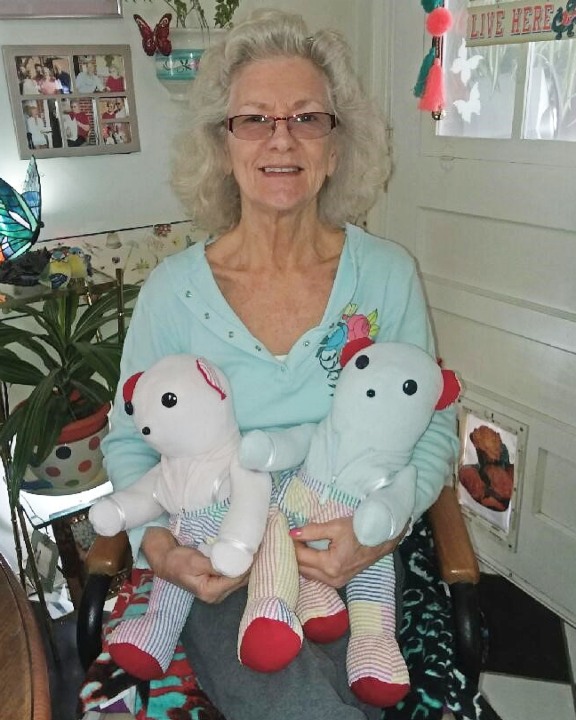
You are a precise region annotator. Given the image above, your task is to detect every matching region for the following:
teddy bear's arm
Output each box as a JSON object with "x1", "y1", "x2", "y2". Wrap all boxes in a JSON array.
[
  {"x1": 239, "y1": 424, "x2": 317, "y2": 471},
  {"x1": 353, "y1": 465, "x2": 417, "y2": 546},
  {"x1": 208, "y1": 453, "x2": 272, "y2": 578},
  {"x1": 89, "y1": 464, "x2": 167, "y2": 536}
]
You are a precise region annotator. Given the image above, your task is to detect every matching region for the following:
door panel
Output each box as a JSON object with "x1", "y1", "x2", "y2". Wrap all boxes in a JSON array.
[{"x1": 369, "y1": 1, "x2": 576, "y2": 624}]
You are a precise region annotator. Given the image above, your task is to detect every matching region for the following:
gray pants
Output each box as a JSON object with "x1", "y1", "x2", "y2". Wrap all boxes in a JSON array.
[{"x1": 181, "y1": 585, "x2": 383, "y2": 720}]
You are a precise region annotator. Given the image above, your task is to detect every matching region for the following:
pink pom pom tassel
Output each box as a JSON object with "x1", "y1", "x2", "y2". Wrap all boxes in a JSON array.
[
  {"x1": 418, "y1": 58, "x2": 445, "y2": 113},
  {"x1": 426, "y1": 7, "x2": 453, "y2": 36}
]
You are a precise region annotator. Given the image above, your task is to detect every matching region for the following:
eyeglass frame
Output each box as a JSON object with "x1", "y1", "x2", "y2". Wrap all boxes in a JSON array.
[{"x1": 227, "y1": 112, "x2": 338, "y2": 140}]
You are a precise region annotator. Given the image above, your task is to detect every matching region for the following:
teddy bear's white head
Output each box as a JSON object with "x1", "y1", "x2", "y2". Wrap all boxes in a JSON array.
[
  {"x1": 332, "y1": 342, "x2": 458, "y2": 453},
  {"x1": 124, "y1": 354, "x2": 238, "y2": 458}
]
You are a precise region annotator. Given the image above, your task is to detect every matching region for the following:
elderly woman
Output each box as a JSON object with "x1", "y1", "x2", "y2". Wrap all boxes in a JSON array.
[{"x1": 102, "y1": 9, "x2": 458, "y2": 720}]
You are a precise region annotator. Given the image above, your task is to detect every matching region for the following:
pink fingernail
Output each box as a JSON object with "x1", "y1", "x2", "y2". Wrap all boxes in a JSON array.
[{"x1": 289, "y1": 528, "x2": 302, "y2": 537}]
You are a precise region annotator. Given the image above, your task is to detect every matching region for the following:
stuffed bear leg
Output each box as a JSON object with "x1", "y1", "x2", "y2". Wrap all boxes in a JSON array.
[
  {"x1": 296, "y1": 575, "x2": 349, "y2": 644},
  {"x1": 346, "y1": 553, "x2": 410, "y2": 707},
  {"x1": 108, "y1": 576, "x2": 194, "y2": 680},
  {"x1": 238, "y1": 507, "x2": 303, "y2": 672}
]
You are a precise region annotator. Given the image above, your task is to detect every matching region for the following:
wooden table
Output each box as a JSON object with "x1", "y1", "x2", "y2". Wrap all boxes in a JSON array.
[{"x1": 0, "y1": 553, "x2": 51, "y2": 720}]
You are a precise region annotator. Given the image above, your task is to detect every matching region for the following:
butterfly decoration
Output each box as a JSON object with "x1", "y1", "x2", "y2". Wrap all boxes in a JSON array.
[
  {"x1": 134, "y1": 13, "x2": 172, "y2": 57},
  {"x1": 453, "y1": 82, "x2": 481, "y2": 123},
  {"x1": 450, "y1": 39, "x2": 483, "y2": 86},
  {"x1": 0, "y1": 156, "x2": 43, "y2": 266}
]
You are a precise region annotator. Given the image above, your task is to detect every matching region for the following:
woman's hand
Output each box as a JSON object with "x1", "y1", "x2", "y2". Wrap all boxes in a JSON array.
[
  {"x1": 290, "y1": 516, "x2": 406, "y2": 588},
  {"x1": 142, "y1": 527, "x2": 249, "y2": 603}
]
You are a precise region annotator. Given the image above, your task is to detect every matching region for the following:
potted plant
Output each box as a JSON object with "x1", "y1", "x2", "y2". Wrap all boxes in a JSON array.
[
  {"x1": 128, "y1": 0, "x2": 240, "y2": 29},
  {"x1": 129, "y1": 0, "x2": 240, "y2": 99},
  {"x1": 0, "y1": 281, "x2": 139, "y2": 503}
]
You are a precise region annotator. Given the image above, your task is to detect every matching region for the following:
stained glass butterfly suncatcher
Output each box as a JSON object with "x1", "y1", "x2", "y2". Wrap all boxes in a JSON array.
[{"x1": 0, "y1": 157, "x2": 42, "y2": 266}]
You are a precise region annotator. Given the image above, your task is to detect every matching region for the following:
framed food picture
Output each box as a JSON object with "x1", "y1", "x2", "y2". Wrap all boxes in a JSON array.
[
  {"x1": 456, "y1": 398, "x2": 527, "y2": 550},
  {"x1": 2, "y1": 44, "x2": 140, "y2": 159}
]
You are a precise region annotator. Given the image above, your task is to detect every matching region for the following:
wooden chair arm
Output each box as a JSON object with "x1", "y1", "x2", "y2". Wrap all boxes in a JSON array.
[
  {"x1": 84, "y1": 531, "x2": 132, "y2": 576},
  {"x1": 428, "y1": 486, "x2": 484, "y2": 685},
  {"x1": 77, "y1": 531, "x2": 133, "y2": 671},
  {"x1": 428, "y1": 485, "x2": 480, "y2": 586}
]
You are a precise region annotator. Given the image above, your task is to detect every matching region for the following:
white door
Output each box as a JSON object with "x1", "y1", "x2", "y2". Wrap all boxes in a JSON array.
[{"x1": 366, "y1": 0, "x2": 576, "y2": 625}]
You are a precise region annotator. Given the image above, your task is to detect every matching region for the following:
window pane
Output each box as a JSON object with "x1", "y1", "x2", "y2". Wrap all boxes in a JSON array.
[
  {"x1": 524, "y1": 40, "x2": 576, "y2": 141},
  {"x1": 438, "y1": 39, "x2": 521, "y2": 139}
]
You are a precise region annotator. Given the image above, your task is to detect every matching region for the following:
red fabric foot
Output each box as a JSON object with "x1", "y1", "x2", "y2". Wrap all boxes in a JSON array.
[
  {"x1": 302, "y1": 609, "x2": 349, "y2": 643},
  {"x1": 351, "y1": 677, "x2": 410, "y2": 708},
  {"x1": 239, "y1": 618, "x2": 302, "y2": 672},
  {"x1": 109, "y1": 642, "x2": 164, "y2": 681}
]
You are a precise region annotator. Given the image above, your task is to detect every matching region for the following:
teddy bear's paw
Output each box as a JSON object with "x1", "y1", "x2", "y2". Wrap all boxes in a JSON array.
[
  {"x1": 238, "y1": 597, "x2": 303, "y2": 672},
  {"x1": 209, "y1": 539, "x2": 254, "y2": 577},
  {"x1": 353, "y1": 500, "x2": 395, "y2": 546},
  {"x1": 88, "y1": 497, "x2": 126, "y2": 536},
  {"x1": 347, "y1": 633, "x2": 410, "y2": 707},
  {"x1": 239, "y1": 429, "x2": 275, "y2": 470}
]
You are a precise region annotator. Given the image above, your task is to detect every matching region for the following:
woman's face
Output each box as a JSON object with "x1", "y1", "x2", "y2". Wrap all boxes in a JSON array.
[{"x1": 226, "y1": 56, "x2": 338, "y2": 220}]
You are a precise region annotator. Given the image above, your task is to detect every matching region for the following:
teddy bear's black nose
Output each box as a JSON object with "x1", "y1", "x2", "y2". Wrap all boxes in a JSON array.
[{"x1": 142, "y1": 426, "x2": 151, "y2": 435}]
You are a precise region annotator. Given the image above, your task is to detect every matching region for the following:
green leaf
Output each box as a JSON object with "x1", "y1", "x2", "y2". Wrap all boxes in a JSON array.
[
  {"x1": 8, "y1": 370, "x2": 61, "y2": 489},
  {"x1": 70, "y1": 377, "x2": 112, "y2": 409},
  {"x1": 0, "y1": 402, "x2": 26, "y2": 448},
  {"x1": 0, "y1": 348, "x2": 46, "y2": 385},
  {"x1": 73, "y1": 340, "x2": 123, "y2": 390},
  {"x1": 72, "y1": 285, "x2": 138, "y2": 343},
  {"x1": 0, "y1": 323, "x2": 39, "y2": 347}
]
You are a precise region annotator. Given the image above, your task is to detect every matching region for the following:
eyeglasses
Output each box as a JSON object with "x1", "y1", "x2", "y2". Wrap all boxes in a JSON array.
[{"x1": 227, "y1": 112, "x2": 337, "y2": 140}]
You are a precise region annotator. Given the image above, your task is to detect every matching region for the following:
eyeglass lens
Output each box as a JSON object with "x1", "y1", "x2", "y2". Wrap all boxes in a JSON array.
[{"x1": 229, "y1": 113, "x2": 336, "y2": 140}]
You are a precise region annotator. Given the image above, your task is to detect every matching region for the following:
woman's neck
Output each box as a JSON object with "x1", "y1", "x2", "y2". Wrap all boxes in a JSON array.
[{"x1": 210, "y1": 212, "x2": 343, "y2": 273}]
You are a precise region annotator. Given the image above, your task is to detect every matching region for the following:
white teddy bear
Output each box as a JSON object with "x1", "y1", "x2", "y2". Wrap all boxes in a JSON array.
[
  {"x1": 237, "y1": 341, "x2": 461, "y2": 707},
  {"x1": 89, "y1": 354, "x2": 271, "y2": 680}
]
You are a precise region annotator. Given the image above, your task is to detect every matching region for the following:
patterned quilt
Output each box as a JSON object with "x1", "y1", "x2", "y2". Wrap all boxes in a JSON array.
[{"x1": 78, "y1": 517, "x2": 501, "y2": 720}]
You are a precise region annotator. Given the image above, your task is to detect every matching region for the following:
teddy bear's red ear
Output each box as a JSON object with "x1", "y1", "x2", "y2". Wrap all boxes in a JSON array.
[
  {"x1": 123, "y1": 371, "x2": 143, "y2": 415},
  {"x1": 340, "y1": 337, "x2": 375, "y2": 368},
  {"x1": 436, "y1": 369, "x2": 461, "y2": 410}
]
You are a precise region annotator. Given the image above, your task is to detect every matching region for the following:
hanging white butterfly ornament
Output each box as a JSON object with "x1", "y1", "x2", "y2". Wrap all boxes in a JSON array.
[
  {"x1": 451, "y1": 39, "x2": 483, "y2": 85},
  {"x1": 453, "y1": 82, "x2": 481, "y2": 123}
]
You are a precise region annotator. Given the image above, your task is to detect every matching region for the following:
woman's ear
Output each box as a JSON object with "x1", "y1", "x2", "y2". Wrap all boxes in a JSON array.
[
  {"x1": 327, "y1": 143, "x2": 338, "y2": 177},
  {"x1": 222, "y1": 133, "x2": 233, "y2": 175}
]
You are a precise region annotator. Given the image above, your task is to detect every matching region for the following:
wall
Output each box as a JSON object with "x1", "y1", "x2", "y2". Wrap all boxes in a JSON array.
[
  {"x1": 382, "y1": 3, "x2": 576, "y2": 625},
  {"x1": 0, "y1": 0, "x2": 373, "y2": 566},
  {"x1": 0, "y1": 0, "x2": 365, "y2": 242}
]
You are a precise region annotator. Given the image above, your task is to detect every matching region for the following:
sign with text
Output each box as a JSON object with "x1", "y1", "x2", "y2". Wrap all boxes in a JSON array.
[{"x1": 467, "y1": 1, "x2": 576, "y2": 46}]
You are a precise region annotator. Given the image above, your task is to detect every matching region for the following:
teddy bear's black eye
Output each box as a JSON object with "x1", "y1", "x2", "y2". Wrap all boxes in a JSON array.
[
  {"x1": 355, "y1": 354, "x2": 370, "y2": 369},
  {"x1": 366, "y1": 389, "x2": 376, "y2": 398},
  {"x1": 162, "y1": 392, "x2": 178, "y2": 408},
  {"x1": 124, "y1": 401, "x2": 134, "y2": 416},
  {"x1": 403, "y1": 380, "x2": 417, "y2": 396}
]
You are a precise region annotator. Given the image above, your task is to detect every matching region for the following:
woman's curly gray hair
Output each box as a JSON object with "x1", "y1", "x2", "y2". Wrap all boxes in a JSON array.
[{"x1": 172, "y1": 9, "x2": 391, "y2": 234}]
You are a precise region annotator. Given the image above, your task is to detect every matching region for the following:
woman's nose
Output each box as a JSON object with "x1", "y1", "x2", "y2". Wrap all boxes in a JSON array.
[{"x1": 267, "y1": 119, "x2": 295, "y2": 147}]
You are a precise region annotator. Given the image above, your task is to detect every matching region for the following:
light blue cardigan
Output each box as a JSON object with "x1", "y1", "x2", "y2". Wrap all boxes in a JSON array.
[{"x1": 102, "y1": 224, "x2": 459, "y2": 562}]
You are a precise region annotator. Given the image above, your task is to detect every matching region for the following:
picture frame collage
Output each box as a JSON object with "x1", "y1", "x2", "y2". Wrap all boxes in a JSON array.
[{"x1": 3, "y1": 44, "x2": 140, "y2": 159}]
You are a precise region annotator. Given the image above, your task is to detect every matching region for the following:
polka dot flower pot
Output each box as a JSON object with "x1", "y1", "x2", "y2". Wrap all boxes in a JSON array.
[{"x1": 22, "y1": 403, "x2": 111, "y2": 496}]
